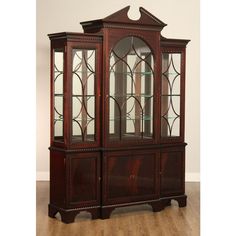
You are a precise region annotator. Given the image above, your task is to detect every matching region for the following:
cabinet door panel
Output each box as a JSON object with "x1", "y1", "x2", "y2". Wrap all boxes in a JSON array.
[
  {"x1": 68, "y1": 41, "x2": 102, "y2": 148},
  {"x1": 68, "y1": 153, "x2": 100, "y2": 206},
  {"x1": 160, "y1": 151, "x2": 184, "y2": 196},
  {"x1": 160, "y1": 48, "x2": 186, "y2": 143},
  {"x1": 104, "y1": 152, "x2": 157, "y2": 204}
]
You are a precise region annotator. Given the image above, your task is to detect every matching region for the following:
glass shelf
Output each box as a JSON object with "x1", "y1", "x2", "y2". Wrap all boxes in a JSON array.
[
  {"x1": 72, "y1": 118, "x2": 94, "y2": 122},
  {"x1": 72, "y1": 135, "x2": 95, "y2": 142},
  {"x1": 162, "y1": 72, "x2": 180, "y2": 76},
  {"x1": 54, "y1": 118, "x2": 63, "y2": 121},
  {"x1": 72, "y1": 94, "x2": 95, "y2": 97},
  {"x1": 109, "y1": 115, "x2": 152, "y2": 121},
  {"x1": 162, "y1": 116, "x2": 179, "y2": 119},
  {"x1": 110, "y1": 71, "x2": 152, "y2": 76},
  {"x1": 72, "y1": 70, "x2": 94, "y2": 73},
  {"x1": 109, "y1": 133, "x2": 153, "y2": 140},
  {"x1": 110, "y1": 94, "x2": 153, "y2": 98}
]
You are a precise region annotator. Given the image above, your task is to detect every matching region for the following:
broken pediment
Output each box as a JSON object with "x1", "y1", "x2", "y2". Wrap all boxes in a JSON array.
[{"x1": 81, "y1": 6, "x2": 167, "y2": 33}]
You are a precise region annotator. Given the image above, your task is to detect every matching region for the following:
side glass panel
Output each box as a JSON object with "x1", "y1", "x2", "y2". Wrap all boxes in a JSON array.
[
  {"x1": 54, "y1": 49, "x2": 64, "y2": 140},
  {"x1": 161, "y1": 53, "x2": 181, "y2": 137},
  {"x1": 109, "y1": 36, "x2": 154, "y2": 141},
  {"x1": 72, "y1": 49, "x2": 96, "y2": 142}
]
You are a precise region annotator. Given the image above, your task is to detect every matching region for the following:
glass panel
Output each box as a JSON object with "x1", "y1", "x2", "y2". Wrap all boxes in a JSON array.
[
  {"x1": 72, "y1": 49, "x2": 96, "y2": 142},
  {"x1": 161, "y1": 53, "x2": 181, "y2": 137},
  {"x1": 109, "y1": 36, "x2": 154, "y2": 141},
  {"x1": 54, "y1": 49, "x2": 64, "y2": 140}
]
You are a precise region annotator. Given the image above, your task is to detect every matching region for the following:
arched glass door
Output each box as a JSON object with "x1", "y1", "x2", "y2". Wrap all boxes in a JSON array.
[{"x1": 108, "y1": 36, "x2": 154, "y2": 141}]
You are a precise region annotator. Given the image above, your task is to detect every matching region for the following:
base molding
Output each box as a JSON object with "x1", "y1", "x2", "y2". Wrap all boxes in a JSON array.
[
  {"x1": 48, "y1": 195, "x2": 187, "y2": 223},
  {"x1": 48, "y1": 204, "x2": 101, "y2": 223}
]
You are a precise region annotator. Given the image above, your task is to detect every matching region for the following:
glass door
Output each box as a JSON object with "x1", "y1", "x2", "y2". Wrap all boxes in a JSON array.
[
  {"x1": 53, "y1": 48, "x2": 64, "y2": 143},
  {"x1": 161, "y1": 50, "x2": 184, "y2": 141},
  {"x1": 69, "y1": 41, "x2": 102, "y2": 147},
  {"x1": 71, "y1": 49, "x2": 96, "y2": 142},
  {"x1": 108, "y1": 36, "x2": 154, "y2": 141}
]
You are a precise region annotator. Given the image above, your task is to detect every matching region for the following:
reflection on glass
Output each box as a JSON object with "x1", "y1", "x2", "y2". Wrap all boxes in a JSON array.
[
  {"x1": 109, "y1": 36, "x2": 154, "y2": 140},
  {"x1": 72, "y1": 49, "x2": 95, "y2": 142},
  {"x1": 161, "y1": 53, "x2": 181, "y2": 137},
  {"x1": 54, "y1": 49, "x2": 64, "y2": 140}
]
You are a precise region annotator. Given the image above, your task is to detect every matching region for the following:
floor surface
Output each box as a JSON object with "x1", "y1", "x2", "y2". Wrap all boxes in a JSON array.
[{"x1": 36, "y1": 182, "x2": 200, "y2": 236}]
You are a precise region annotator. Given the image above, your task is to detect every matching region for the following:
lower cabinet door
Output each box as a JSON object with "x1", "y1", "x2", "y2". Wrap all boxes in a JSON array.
[
  {"x1": 104, "y1": 151, "x2": 158, "y2": 204},
  {"x1": 160, "y1": 149, "x2": 185, "y2": 197},
  {"x1": 67, "y1": 152, "x2": 100, "y2": 207}
]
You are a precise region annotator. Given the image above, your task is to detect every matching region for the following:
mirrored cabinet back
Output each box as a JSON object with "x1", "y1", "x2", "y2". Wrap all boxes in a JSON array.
[{"x1": 48, "y1": 6, "x2": 190, "y2": 224}]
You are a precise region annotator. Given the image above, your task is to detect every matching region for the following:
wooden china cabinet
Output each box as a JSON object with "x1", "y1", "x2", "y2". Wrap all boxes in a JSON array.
[{"x1": 48, "y1": 6, "x2": 190, "y2": 223}]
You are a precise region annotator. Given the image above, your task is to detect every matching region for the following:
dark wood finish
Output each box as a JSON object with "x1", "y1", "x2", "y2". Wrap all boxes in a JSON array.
[
  {"x1": 67, "y1": 152, "x2": 100, "y2": 207},
  {"x1": 49, "y1": 150, "x2": 66, "y2": 207},
  {"x1": 160, "y1": 148, "x2": 185, "y2": 196},
  {"x1": 149, "y1": 201, "x2": 163, "y2": 212},
  {"x1": 81, "y1": 6, "x2": 167, "y2": 33},
  {"x1": 48, "y1": 6, "x2": 189, "y2": 223},
  {"x1": 103, "y1": 151, "x2": 157, "y2": 205},
  {"x1": 173, "y1": 195, "x2": 187, "y2": 207},
  {"x1": 100, "y1": 207, "x2": 115, "y2": 219},
  {"x1": 48, "y1": 203, "x2": 101, "y2": 223}
]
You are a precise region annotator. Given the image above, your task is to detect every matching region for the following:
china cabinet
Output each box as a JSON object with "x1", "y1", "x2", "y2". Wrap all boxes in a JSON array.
[{"x1": 48, "y1": 6, "x2": 190, "y2": 223}]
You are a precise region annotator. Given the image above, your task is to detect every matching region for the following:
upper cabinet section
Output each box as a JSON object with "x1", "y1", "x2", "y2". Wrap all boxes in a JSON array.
[
  {"x1": 48, "y1": 35, "x2": 102, "y2": 148},
  {"x1": 48, "y1": 6, "x2": 190, "y2": 149}
]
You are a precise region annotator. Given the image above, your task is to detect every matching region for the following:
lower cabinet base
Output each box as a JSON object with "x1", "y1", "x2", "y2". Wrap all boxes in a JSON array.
[
  {"x1": 48, "y1": 204, "x2": 101, "y2": 223},
  {"x1": 48, "y1": 195, "x2": 187, "y2": 224}
]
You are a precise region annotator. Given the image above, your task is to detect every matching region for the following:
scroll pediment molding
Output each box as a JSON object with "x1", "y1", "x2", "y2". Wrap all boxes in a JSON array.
[{"x1": 81, "y1": 6, "x2": 167, "y2": 33}]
